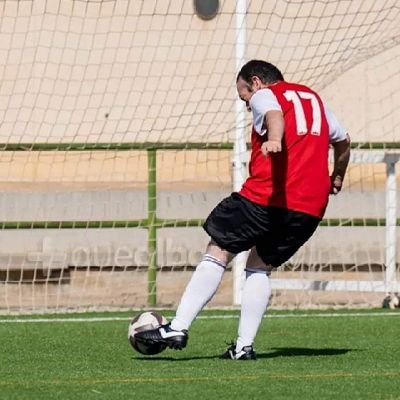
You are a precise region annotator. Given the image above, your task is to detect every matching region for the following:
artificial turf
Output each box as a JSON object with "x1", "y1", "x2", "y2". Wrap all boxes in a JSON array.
[{"x1": 0, "y1": 309, "x2": 399, "y2": 400}]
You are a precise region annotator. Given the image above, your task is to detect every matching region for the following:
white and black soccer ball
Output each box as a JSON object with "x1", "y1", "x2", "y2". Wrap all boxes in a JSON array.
[
  {"x1": 382, "y1": 293, "x2": 400, "y2": 310},
  {"x1": 128, "y1": 311, "x2": 168, "y2": 355}
]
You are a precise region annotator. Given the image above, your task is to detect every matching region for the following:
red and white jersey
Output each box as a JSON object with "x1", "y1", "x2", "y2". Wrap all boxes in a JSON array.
[{"x1": 240, "y1": 81, "x2": 346, "y2": 218}]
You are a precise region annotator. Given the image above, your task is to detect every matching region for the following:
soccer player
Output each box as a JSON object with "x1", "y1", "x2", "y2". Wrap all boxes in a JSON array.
[{"x1": 136, "y1": 60, "x2": 351, "y2": 360}]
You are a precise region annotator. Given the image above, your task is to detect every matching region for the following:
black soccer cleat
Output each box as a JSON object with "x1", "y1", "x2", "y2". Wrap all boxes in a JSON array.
[
  {"x1": 219, "y1": 342, "x2": 256, "y2": 360},
  {"x1": 135, "y1": 323, "x2": 188, "y2": 350}
]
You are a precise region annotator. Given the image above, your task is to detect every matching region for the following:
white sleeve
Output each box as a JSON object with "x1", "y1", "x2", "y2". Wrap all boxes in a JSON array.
[
  {"x1": 324, "y1": 105, "x2": 347, "y2": 143},
  {"x1": 249, "y1": 88, "x2": 282, "y2": 135}
]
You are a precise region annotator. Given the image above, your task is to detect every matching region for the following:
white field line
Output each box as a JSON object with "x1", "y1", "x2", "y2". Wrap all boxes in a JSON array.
[{"x1": 0, "y1": 312, "x2": 399, "y2": 323}]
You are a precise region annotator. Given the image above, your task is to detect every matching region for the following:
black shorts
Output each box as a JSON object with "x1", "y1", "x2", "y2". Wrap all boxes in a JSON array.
[{"x1": 203, "y1": 192, "x2": 321, "y2": 268}]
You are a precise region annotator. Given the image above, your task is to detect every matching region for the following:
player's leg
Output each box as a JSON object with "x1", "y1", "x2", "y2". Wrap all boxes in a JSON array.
[
  {"x1": 170, "y1": 240, "x2": 235, "y2": 332},
  {"x1": 222, "y1": 208, "x2": 321, "y2": 360},
  {"x1": 135, "y1": 193, "x2": 253, "y2": 350},
  {"x1": 168, "y1": 193, "x2": 259, "y2": 333},
  {"x1": 221, "y1": 247, "x2": 272, "y2": 360},
  {"x1": 135, "y1": 240, "x2": 234, "y2": 350},
  {"x1": 236, "y1": 248, "x2": 272, "y2": 357}
]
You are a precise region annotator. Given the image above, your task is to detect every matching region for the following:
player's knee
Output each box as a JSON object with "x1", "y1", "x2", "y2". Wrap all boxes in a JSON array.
[
  {"x1": 246, "y1": 247, "x2": 273, "y2": 272},
  {"x1": 205, "y1": 240, "x2": 233, "y2": 264},
  {"x1": 245, "y1": 266, "x2": 273, "y2": 276}
]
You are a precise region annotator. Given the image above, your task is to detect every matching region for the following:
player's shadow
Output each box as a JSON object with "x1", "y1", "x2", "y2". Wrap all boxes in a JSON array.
[
  {"x1": 256, "y1": 347, "x2": 354, "y2": 359},
  {"x1": 132, "y1": 347, "x2": 354, "y2": 361}
]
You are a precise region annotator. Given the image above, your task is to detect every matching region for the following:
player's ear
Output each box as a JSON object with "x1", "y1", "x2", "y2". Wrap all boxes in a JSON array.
[{"x1": 251, "y1": 75, "x2": 262, "y2": 90}]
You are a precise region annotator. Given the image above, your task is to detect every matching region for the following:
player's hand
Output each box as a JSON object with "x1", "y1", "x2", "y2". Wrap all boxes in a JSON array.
[
  {"x1": 261, "y1": 140, "x2": 282, "y2": 156},
  {"x1": 330, "y1": 175, "x2": 343, "y2": 195}
]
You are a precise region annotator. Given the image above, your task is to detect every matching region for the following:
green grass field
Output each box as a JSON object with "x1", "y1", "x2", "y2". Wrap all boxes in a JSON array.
[{"x1": 1, "y1": 309, "x2": 399, "y2": 400}]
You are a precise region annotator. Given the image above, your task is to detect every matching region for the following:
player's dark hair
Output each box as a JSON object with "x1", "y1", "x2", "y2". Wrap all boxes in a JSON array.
[{"x1": 237, "y1": 60, "x2": 284, "y2": 85}]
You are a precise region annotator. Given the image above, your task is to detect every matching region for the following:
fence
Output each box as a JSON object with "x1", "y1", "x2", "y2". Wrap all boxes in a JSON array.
[{"x1": 0, "y1": 142, "x2": 398, "y2": 308}]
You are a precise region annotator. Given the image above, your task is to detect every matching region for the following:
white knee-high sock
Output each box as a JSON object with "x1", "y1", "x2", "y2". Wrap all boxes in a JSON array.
[
  {"x1": 236, "y1": 268, "x2": 271, "y2": 352},
  {"x1": 170, "y1": 255, "x2": 225, "y2": 331}
]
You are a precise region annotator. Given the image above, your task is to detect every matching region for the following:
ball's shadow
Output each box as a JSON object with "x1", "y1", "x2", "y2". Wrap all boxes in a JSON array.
[{"x1": 132, "y1": 347, "x2": 355, "y2": 361}]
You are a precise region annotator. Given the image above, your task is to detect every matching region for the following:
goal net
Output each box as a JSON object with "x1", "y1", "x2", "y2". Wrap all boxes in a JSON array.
[{"x1": 0, "y1": 0, "x2": 399, "y2": 313}]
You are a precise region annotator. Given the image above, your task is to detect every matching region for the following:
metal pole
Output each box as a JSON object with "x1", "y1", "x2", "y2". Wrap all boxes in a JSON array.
[
  {"x1": 147, "y1": 149, "x2": 157, "y2": 306},
  {"x1": 385, "y1": 158, "x2": 397, "y2": 293},
  {"x1": 233, "y1": 0, "x2": 248, "y2": 305}
]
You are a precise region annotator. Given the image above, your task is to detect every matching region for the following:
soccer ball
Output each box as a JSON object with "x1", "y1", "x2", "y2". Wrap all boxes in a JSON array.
[
  {"x1": 382, "y1": 293, "x2": 400, "y2": 309},
  {"x1": 128, "y1": 311, "x2": 168, "y2": 355}
]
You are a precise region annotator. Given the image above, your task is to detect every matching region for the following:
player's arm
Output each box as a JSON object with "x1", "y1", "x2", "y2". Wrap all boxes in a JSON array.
[
  {"x1": 325, "y1": 106, "x2": 351, "y2": 194},
  {"x1": 263, "y1": 110, "x2": 284, "y2": 155},
  {"x1": 250, "y1": 89, "x2": 283, "y2": 156},
  {"x1": 331, "y1": 137, "x2": 350, "y2": 194}
]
